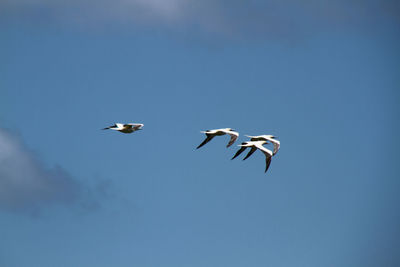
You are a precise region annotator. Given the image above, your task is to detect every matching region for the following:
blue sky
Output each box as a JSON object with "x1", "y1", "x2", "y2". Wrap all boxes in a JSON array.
[{"x1": 1, "y1": 1, "x2": 399, "y2": 266}]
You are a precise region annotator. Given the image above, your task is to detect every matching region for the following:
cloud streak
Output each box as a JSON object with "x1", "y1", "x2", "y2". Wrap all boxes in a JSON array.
[
  {"x1": 1, "y1": 0, "x2": 398, "y2": 38},
  {"x1": 0, "y1": 128, "x2": 107, "y2": 215}
]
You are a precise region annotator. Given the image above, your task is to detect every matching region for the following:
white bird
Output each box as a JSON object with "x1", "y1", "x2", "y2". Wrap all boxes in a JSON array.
[
  {"x1": 196, "y1": 128, "x2": 239, "y2": 149},
  {"x1": 231, "y1": 140, "x2": 273, "y2": 173},
  {"x1": 245, "y1": 135, "x2": 280, "y2": 155},
  {"x1": 102, "y1": 123, "x2": 144, "y2": 134}
]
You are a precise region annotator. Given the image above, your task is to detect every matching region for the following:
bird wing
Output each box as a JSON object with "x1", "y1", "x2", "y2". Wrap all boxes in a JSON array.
[
  {"x1": 202, "y1": 129, "x2": 218, "y2": 134},
  {"x1": 255, "y1": 144, "x2": 273, "y2": 173},
  {"x1": 131, "y1": 124, "x2": 144, "y2": 131},
  {"x1": 196, "y1": 134, "x2": 215, "y2": 149},
  {"x1": 264, "y1": 156, "x2": 272, "y2": 173},
  {"x1": 243, "y1": 146, "x2": 257, "y2": 160},
  {"x1": 246, "y1": 135, "x2": 262, "y2": 141},
  {"x1": 103, "y1": 123, "x2": 117, "y2": 130},
  {"x1": 123, "y1": 124, "x2": 134, "y2": 129},
  {"x1": 246, "y1": 135, "x2": 270, "y2": 143},
  {"x1": 231, "y1": 146, "x2": 247, "y2": 160},
  {"x1": 270, "y1": 139, "x2": 280, "y2": 155},
  {"x1": 226, "y1": 131, "x2": 239, "y2": 147}
]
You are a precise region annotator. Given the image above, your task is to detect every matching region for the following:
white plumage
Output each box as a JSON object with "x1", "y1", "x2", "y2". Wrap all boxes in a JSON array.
[
  {"x1": 245, "y1": 135, "x2": 280, "y2": 155},
  {"x1": 231, "y1": 140, "x2": 273, "y2": 173},
  {"x1": 196, "y1": 128, "x2": 239, "y2": 149},
  {"x1": 102, "y1": 123, "x2": 144, "y2": 134}
]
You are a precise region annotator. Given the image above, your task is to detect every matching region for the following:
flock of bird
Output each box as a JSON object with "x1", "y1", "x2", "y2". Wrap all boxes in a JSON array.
[
  {"x1": 196, "y1": 128, "x2": 280, "y2": 173},
  {"x1": 103, "y1": 123, "x2": 280, "y2": 174}
]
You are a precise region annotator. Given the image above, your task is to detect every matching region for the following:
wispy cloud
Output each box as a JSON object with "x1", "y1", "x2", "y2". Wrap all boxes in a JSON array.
[
  {"x1": 0, "y1": 128, "x2": 109, "y2": 215},
  {"x1": 1, "y1": 0, "x2": 398, "y2": 38}
]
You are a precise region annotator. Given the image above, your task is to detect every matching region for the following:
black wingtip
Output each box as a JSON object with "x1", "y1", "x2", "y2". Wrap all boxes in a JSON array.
[{"x1": 264, "y1": 158, "x2": 272, "y2": 173}]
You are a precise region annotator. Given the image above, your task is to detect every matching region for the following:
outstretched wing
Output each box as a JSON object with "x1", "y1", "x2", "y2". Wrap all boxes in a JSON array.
[
  {"x1": 102, "y1": 124, "x2": 117, "y2": 130},
  {"x1": 123, "y1": 123, "x2": 144, "y2": 131},
  {"x1": 246, "y1": 135, "x2": 270, "y2": 144},
  {"x1": 243, "y1": 146, "x2": 257, "y2": 160},
  {"x1": 264, "y1": 156, "x2": 272, "y2": 173},
  {"x1": 196, "y1": 134, "x2": 215, "y2": 149},
  {"x1": 246, "y1": 135, "x2": 263, "y2": 141},
  {"x1": 226, "y1": 131, "x2": 239, "y2": 147},
  {"x1": 255, "y1": 144, "x2": 273, "y2": 173},
  {"x1": 131, "y1": 124, "x2": 144, "y2": 131},
  {"x1": 270, "y1": 140, "x2": 280, "y2": 155},
  {"x1": 123, "y1": 124, "x2": 133, "y2": 129},
  {"x1": 231, "y1": 146, "x2": 247, "y2": 160}
]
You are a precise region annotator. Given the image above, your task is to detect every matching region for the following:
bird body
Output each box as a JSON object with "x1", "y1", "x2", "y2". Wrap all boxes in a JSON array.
[
  {"x1": 231, "y1": 140, "x2": 273, "y2": 173},
  {"x1": 197, "y1": 128, "x2": 239, "y2": 149},
  {"x1": 246, "y1": 135, "x2": 280, "y2": 155},
  {"x1": 103, "y1": 123, "x2": 144, "y2": 134}
]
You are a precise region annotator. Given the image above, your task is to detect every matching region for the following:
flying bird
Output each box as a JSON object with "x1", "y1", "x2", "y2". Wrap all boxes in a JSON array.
[
  {"x1": 245, "y1": 135, "x2": 280, "y2": 155},
  {"x1": 102, "y1": 123, "x2": 144, "y2": 134},
  {"x1": 231, "y1": 140, "x2": 273, "y2": 173},
  {"x1": 196, "y1": 128, "x2": 239, "y2": 149}
]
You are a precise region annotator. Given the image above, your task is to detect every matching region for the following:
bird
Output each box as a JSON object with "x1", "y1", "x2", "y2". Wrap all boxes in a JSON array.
[
  {"x1": 245, "y1": 135, "x2": 280, "y2": 155},
  {"x1": 231, "y1": 140, "x2": 273, "y2": 173},
  {"x1": 102, "y1": 123, "x2": 144, "y2": 134},
  {"x1": 196, "y1": 128, "x2": 239, "y2": 149}
]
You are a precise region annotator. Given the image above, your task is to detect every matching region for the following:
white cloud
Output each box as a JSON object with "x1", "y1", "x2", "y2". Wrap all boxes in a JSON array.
[{"x1": 0, "y1": 129, "x2": 81, "y2": 213}]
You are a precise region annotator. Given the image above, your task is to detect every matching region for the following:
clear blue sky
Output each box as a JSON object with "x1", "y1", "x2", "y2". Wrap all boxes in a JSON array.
[{"x1": 1, "y1": 1, "x2": 399, "y2": 267}]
